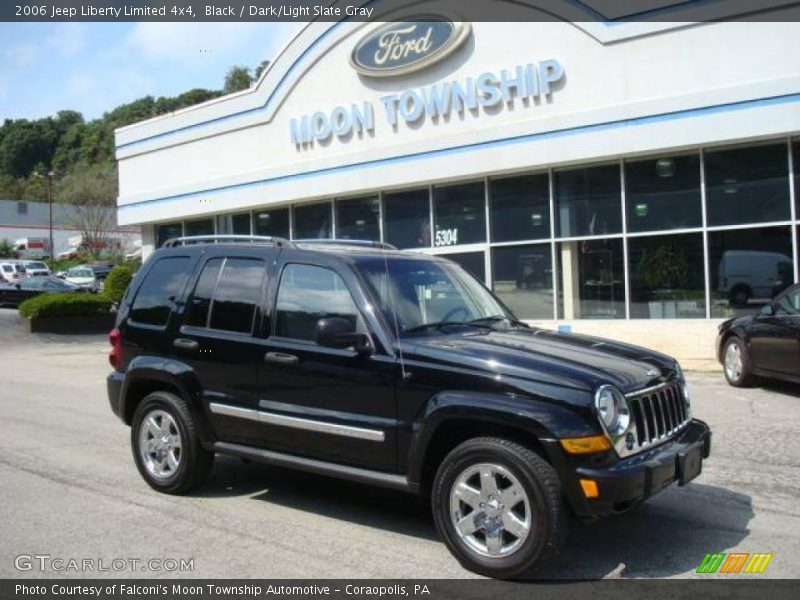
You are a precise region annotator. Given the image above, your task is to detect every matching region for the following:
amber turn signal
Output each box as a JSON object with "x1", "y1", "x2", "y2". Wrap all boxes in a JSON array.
[
  {"x1": 559, "y1": 435, "x2": 611, "y2": 455},
  {"x1": 580, "y1": 479, "x2": 599, "y2": 498}
]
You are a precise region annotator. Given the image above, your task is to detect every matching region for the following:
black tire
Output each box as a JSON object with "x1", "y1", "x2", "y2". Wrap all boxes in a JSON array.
[
  {"x1": 722, "y1": 336, "x2": 753, "y2": 387},
  {"x1": 131, "y1": 391, "x2": 214, "y2": 494},
  {"x1": 431, "y1": 437, "x2": 568, "y2": 579}
]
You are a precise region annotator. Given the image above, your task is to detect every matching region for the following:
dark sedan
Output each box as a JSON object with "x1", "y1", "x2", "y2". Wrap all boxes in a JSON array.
[
  {"x1": 717, "y1": 283, "x2": 800, "y2": 386},
  {"x1": 0, "y1": 276, "x2": 82, "y2": 308}
]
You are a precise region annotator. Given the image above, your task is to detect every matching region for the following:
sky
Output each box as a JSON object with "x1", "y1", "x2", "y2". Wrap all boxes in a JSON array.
[{"x1": 0, "y1": 21, "x2": 305, "y2": 121}]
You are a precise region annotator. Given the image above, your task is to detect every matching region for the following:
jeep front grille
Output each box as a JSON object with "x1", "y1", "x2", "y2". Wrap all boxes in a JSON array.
[{"x1": 627, "y1": 381, "x2": 690, "y2": 449}]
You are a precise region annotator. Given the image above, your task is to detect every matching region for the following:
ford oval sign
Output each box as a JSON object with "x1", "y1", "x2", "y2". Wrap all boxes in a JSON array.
[{"x1": 351, "y1": 17, "x2": 471, "y2": 78}]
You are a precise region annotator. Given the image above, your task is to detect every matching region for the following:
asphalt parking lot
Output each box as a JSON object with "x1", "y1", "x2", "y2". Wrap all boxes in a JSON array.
[{"x1": 1, "y1": 307, "x2": 799, "y2": 579}]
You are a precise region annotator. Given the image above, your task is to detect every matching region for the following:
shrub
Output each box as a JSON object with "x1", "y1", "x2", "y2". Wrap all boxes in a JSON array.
[
  {"x1": 103, "y1": 265, "x2": 134, "y2": 303},
  {"x1": 19, "y1": 293, "x2": 112, "y2": 320}
]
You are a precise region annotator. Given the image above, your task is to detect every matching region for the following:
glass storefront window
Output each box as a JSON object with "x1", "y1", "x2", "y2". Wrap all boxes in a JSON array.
[
  {"x1": 383, "y1": 188, "x2": 430, "y2": 249},
  {"x1": 628, "y1": 233, "x2": 705, "y2": 319},
  {"x1": 708, "y1": 226, "x2": 794, "y2": 317},
  {"x1": 156, "y1": 222, "x2": 183, "y2": 247},
  {"x1": 335, "y1": 196, "x2": 380, "y2": 241},
  {"x1": 443, "y1": 251, "x2": 486, "y2": 283},
  {"x1": 557, "y1": 238, "x2": 624, "y2": 319},
  {"x1": 490, "y1": 173, "x2": 550, "y2": 242},
  {"x1": 433, "y1": 181, "x2": 486, "y2": 247},
  {"x1": 216, "y1": 212, "x2": 251, "y2": 235},
  {"x1": 293, "y1": 202, "x2": 332, "y2": 239},
  {"x1": 625, "y1": 154, "x2": 702, "y2": 233},
  {"x1": 184, "y1": 218, "x2": 214, "y2": 237},
  {"x1": 705, "y1": 143, "x2": 790, "y2": 226},
  {"x1": 254, "y1": 208, "x2": 289, "y2": 238},
  {"x1": 555, "y1": 164, "x2": 621, "y2": 238},
  {"x1": 492, "y1": 244, "x2": 553, "y2": 319}
]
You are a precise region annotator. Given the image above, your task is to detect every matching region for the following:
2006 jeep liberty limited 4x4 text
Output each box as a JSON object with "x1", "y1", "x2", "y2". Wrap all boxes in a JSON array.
[{"x1": 107, "y1": 235, "x2": 711, "y2": 578}]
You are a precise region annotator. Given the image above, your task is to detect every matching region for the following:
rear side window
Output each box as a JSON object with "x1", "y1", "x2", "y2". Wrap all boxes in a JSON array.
[
  {"x1": 274, "y1": 264, "x2": 361, "y2": 342},
  {"x1": 130, "y1": 257, "x2": 191, "y2": 326},
  {"x1": 185, "y1": 257, "x2": 266, "y2": 334}
]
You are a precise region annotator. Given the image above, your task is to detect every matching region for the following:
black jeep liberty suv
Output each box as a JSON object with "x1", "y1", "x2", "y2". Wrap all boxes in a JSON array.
[{"x1": 107, "y1": 235, "x2": 711, "y2": 578}]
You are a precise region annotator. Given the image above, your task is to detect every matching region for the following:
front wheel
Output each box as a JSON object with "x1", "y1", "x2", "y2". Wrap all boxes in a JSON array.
[
  {"x1": 723, "y1": 336, "x2": 753, "y2": 387},
  {"x1": 131, "y1": 391, "x2": 214, "y2": 494},
  {"x1": 432, "y1": 437, "x2": 567, "y2": 579}
]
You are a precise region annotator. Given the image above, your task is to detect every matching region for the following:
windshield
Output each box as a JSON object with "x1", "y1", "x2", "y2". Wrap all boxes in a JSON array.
[
  {"x1": 26, "y1": 262, "x2": 47, "y2": 270},
  {"x1": 356, "y1": 257, "x2": 514, "y2": 337}
]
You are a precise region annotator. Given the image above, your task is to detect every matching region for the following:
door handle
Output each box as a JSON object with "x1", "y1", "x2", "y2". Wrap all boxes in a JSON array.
[
  {"x1": 173, "y1": 338, "x2": 199, "y2": 350},
  {"x1": 264, "y1": 352, "x2": 299, "y2": 366}
]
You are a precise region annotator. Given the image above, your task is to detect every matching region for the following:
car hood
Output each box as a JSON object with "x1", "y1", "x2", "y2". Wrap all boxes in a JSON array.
[{"x1": 400, "y1": 327, "x2": 677, "y2": 395}]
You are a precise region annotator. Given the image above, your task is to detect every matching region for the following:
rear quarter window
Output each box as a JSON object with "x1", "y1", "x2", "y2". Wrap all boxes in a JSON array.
[{"x1": 129, "y1": 256, "x2": 191, "y2": 327}]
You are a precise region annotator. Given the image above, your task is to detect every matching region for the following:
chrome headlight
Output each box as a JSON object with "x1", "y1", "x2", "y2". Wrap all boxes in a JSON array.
[{"x1": 594, "y1": 384, "x2": 630, "y2": 436}]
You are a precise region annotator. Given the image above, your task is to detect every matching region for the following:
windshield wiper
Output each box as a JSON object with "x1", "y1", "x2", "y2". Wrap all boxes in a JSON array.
[
  {"x1": 464, "y1": 315, "x2": 529, "y2": 329},
  {"x1": 403, "y1": 321, "x2": 495, "y2": 334}
]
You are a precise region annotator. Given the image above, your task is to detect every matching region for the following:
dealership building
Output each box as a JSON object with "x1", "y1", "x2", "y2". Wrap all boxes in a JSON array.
[{"x1": 114, "y1": 4, "x2": 800, "y2": 369}]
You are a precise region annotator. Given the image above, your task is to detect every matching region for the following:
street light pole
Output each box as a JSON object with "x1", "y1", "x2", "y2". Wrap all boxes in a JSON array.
[{"x1": 34, "y1": 170, "x2": 58, "y2": 265}]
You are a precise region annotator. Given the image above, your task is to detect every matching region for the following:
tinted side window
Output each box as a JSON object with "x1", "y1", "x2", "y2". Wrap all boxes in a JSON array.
[
  {"x1": 208, "y1": 258, "x2": 266, "y2": 334},
  {"x1": 275, "y1": 264, "x2": 360, "y2": 342},
  {"x1": 185, "y1": 258, "x2": 223, "y2": 327},
  {"x1": 130, "y1": 257, "x2": 191, "y2": 326}
]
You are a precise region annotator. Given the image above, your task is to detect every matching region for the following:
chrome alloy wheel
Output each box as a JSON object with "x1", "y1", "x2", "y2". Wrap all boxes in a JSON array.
[
  {"x1": 724, "y1": 341, "x2": 743, "y2": 382},
  {"x1": 449, "y1": 463, "x2": 532, "y2": 558},
  {"x1": 138, "y1": 409, "x2": 182, "y2": 479}
]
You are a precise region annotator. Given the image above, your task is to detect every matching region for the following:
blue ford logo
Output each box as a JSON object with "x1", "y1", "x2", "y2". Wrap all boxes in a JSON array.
[{"x1": 350, "y1": 17, "x2": 471, "y2": 78}]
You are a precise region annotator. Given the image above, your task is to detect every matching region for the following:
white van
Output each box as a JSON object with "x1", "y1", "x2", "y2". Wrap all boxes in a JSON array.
[
  {"x1": 0, "y1": 260, "x2": 26, "y2": 284},
  {"x1": 717, "y1": 250, "x2": 793, "y2": 306}
]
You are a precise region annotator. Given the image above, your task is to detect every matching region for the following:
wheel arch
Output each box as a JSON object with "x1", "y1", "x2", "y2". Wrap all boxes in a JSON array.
[
  {"x1": 121, "y1": 360, "x2": 215, "y2": 443},
  {"x1": 406, "y1": 390, "x2": 596, "y2": 491}
]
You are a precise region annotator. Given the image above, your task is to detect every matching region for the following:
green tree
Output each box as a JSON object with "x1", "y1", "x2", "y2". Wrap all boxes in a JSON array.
[
  {"x1": 224, "y1": 66, "x2": 252, "y2": 94},
  {"x1": 254, "y1": 59, "x2": 271, "y2": 80},
  {"x1": 103, "y1": 265, "x2": 134, "y2": 303},
  {"x1": 0, "y1": 238, "x2": 17, "y2": 258}
]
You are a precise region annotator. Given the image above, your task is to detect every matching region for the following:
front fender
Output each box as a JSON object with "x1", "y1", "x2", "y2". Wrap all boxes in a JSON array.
[{"x1": 406, "y1": 390, "x2": 597, "y2": 486}]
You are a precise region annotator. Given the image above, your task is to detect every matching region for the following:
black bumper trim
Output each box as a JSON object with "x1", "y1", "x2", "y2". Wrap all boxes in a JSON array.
[
  {"x1": 106, "y1": 371, "x2": 124, "y2": 420},
  {"x1": 548, "y1": 419, "x2": 711, "y2": 518}
]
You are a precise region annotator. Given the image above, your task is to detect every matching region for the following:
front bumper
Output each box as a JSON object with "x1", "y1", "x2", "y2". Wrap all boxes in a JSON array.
[{"x1": 547, "y1": 419, "x2": 711, "y2": 518}]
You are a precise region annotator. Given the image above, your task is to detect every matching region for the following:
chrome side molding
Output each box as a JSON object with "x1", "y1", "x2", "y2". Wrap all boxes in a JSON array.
[{"x1": 209, "y1": 402, "x2": 385, "y2": 442}]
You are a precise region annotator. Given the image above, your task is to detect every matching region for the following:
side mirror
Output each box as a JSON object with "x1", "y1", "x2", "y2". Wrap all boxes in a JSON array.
[
  {"x1": 315, "y1": 317, "x2": 371, "y2": 354},
  {"x1": 760, "y1": 303, "x2": 775, "y2": 317},
  {"x1": 14, "y1": 283, "x2": 21, "y2": 290}
]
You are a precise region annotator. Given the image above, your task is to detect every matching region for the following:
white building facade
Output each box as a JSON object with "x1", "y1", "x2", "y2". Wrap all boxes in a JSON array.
[{"x1": 114, "y1": 7, "x2": 800, "y2": 369}]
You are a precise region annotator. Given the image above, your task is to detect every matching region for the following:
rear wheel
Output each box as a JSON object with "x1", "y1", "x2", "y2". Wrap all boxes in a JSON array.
[
  {"x1": 723, "y1": 336, "x2": 753, "y2": 387},
  {"x1": 131, "y1": 391, "x2": 214, "y2": 494},
  {"x1": 431, "y1": 437, "x2": 567, "y2": 579}
]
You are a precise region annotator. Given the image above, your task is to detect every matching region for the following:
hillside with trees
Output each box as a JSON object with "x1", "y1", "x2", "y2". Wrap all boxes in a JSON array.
[{"x1": 0, "y1": 61, "x2": 268, "y2": 203}]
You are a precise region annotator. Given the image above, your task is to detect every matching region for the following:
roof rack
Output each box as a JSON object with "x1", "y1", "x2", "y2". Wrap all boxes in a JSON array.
[
  {"x1": 162, "y1": 235, "x2": 291, "y2": 248},
  {"x1": 293, "y1": 239, "x2": 398, "y2": 250}
]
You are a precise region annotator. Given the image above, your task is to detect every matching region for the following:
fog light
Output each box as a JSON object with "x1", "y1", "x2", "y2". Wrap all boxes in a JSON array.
[
  {"x1": 580, "y1": 479, "x2": 599, "y2": 499},
  {"x1": 560, "y1": 435, "x2": 611, "y2": 455}
]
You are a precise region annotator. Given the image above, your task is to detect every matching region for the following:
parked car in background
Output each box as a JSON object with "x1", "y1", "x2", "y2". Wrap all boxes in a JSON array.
[
  {"x1": 13, "y1": 237, "x2": 50, "y2": 260},
  {"x1": 84, "y1": 262, "x2": 114, "y2": 281},
  {"x1": 23, "y1": 260, "x2": 51, "y2": 277},
  {"x1": 0, "y1": 261, "x2": 26, "y2": 284},
  {"x1": 56, "y1": 247, "x2": 81, "y2": 260},
  {"x1": 0, "y1": 276, "x2": 82, "y2": 308},
  {"x1": 62, "y1": 266, "x2": 99, "y2": 292},
  {"x1": 717, "y1": 283, "x2": 800, "y2": 387}
]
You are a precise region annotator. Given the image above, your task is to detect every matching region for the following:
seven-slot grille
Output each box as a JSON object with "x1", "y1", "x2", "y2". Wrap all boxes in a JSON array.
[{"x1": 628, "y1": 381, "x2": 689, "y2": 448}]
